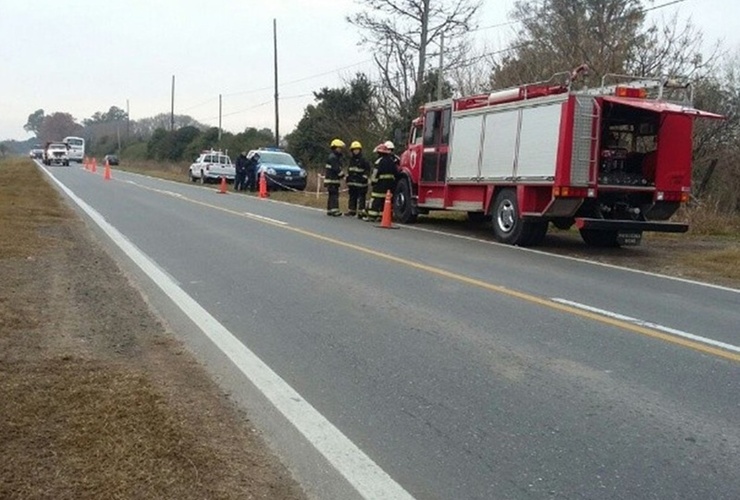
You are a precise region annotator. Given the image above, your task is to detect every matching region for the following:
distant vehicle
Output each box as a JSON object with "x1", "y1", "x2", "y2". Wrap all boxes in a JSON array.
[
  {"x1": 250, "y1": 148, "x2": 307, "y2": 191},
  {"x1": 29, "y1": 148, "x2": 44, "y2": 159},
  {"x1": 63, "y1": 136, "x2": 85, "y2": 163},
  {"x1": 43, "y1": 142, "x2": 70, "y2": 166},
  {"x1": 188, "y1": 150, "x2": 235, "y2": 184},
  {"x1": 104, "y1": 154, "x2": 119, "y2": 166}
]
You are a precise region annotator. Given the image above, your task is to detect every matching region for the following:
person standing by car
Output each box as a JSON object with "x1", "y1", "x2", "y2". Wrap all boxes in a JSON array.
[
  {"x1": 345, "y1": 141, "x2": 370, "y2": 218},
  {"x1": 245, "y1": 152, "x2": 260, "y2": 192},
  {"x1": 325, "y1": 139, "x2": 346, "y2": 216},
  {"x1": 364, "y1": 142, "x2": 397, "y2": 222},
  {"x1": 234, "y1": 151, "x2": 248, "y2": 191}
]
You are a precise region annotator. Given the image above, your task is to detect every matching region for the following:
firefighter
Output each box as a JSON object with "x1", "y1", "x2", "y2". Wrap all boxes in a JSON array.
[
  {"x1": 325, "y1": 138, "x2": 346, "y2": 216},
  {"x1": 345, "y1": 141, "x2": 370, "y2": 218},
  {"x1": 384, "y1": 140, "x2": 401, "y2": 168},
  {"x1": 364, "y1": 142, "x2": 397, "y2": 222},
  {"x1": 245, "y1": 152, "x2": 260, "y2": 192},
  {"x1": 234, "y1": 151, "x2": 248, "y2": 191}
]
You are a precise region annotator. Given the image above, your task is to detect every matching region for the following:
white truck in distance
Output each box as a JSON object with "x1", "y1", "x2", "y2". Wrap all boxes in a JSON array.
[
  {"x1": 43, "y1": 142, "x2": 70, "y2": 166},
  {"x1": 188, "y1": 150, "x2": 235, "y2": 184},
  {"x1": 63, "y1": 136, "x2": 85, "y2": 163}
]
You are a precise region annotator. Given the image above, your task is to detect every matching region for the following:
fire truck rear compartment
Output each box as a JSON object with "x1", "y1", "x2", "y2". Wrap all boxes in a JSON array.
[{"x1": 598, "y1": 102, "x2": 659, "y2": 188}]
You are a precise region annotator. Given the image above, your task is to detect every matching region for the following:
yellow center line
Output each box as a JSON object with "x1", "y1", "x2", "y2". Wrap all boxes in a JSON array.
[{"x1": 129, "y1": 181, "x2": 740, "y2": 363}]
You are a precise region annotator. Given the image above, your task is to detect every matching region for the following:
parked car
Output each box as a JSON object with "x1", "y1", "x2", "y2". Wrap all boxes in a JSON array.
[
  {"x1": 188, "y1": 150, "x2": 235, "y2": 184},
  {"x1": 104, "y1": 154, "x2": 119, "y2": 166},
  {"x1": 250, "y1": 148, "x2": 307, "y2": 191},
  {"x1": 29, "y1": 148, "x2": 44, "y2": 159}
]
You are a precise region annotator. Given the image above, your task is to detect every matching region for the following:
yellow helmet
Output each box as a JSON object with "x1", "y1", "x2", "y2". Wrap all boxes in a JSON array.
[
  {"x1": 350, "y1": 141, "x2": 362, "y2": 150},
  {"x1": 330, "y1": 138, "x2": 346, "y2": 148}
]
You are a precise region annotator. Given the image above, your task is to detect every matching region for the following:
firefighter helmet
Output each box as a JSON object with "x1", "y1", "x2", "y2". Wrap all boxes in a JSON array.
[
  {"x1": 330, "y1": 138, "x2": 346, "y2": 148},
  {"x1": 384, "y1": 140, "x2": 395, "y2": 150},
  {"x1": 350, "y1": 141, "x2": 362, "y2": 150},
  {"x1": 373, "y1": 143, "x2": 390, "y2": 154}
]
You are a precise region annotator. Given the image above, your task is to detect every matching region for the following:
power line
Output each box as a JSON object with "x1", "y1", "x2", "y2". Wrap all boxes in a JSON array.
[{"x1": 223, "y1": 59, "x2": 373, "y2": 98}]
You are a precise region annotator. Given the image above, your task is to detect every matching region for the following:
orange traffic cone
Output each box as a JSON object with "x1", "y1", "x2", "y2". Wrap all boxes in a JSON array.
[
  {"x1": 378, "y1": 190, "x2": 397, "y2": 229},
  {"x1": 92, "y1": 158, "x2": 97, "y2": 173},
  {"x1": 259, "y1": 172, "x2": 269, "y2": 198},
  {"x1": 218, "y1": 176, "x2": 228, "y2": 194},
  {"x1": 104, "y1": 159, "x2": 112, "y2": 181}
]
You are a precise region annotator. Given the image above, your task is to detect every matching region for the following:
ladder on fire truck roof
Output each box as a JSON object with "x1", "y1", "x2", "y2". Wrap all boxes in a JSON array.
[{"x1": 453, "y1": 67, "x2": 694, "y2": 111}]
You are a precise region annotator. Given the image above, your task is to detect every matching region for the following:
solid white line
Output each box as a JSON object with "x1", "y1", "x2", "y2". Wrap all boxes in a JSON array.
[
  {"x1": 242, "y1": 211, "x2": 288, "y2": 225},
  {"x1": 39, "y1": 165, "x2": 415, "y2": 500},
  {"x1": 551, "y1": 298, "x2": 740, "y2": 354},
  {"x1": 405, "y1": 224, "x2": 740, "y2": 295}
]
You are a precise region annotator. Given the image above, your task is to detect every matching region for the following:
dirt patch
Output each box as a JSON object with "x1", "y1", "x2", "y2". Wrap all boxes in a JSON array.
[{"x1": 0, "y1": 158, "x2": 306, "y2": 499}]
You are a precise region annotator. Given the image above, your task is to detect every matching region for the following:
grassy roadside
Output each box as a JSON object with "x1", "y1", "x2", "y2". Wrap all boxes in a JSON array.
[{"x1": 0, "y1": 158, "x2": 305, "y2": 499}]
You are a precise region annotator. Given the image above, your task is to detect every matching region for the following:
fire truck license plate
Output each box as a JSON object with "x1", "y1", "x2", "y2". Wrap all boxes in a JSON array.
[{"x1": 617, "y1": 231, "x2": 643, "y2": 246}]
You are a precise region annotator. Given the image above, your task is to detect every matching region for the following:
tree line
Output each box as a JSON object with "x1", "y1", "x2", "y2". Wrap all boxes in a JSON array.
[{"x1": 10, "y1": 0, "x2": 739, "y2": 211}]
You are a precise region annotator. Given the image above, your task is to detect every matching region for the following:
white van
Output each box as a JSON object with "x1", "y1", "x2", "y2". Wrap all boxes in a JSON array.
[{"x1": 63, "y1": 136, "x2": 85, "y2": 163}]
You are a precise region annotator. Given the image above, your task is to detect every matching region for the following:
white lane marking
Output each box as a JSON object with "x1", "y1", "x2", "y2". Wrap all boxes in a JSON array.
[
  {"x1": 39, "y1": 166, "x2": 415, "y2": 500},
  {"x1": 405, "y1": 224, "x2": 740, "y2": 295},
  {"x1": 551, "y1": 298, "x2": 740, "y2": 354},
  {"x1": 113, "y1": 168, "x2": 740, "y2": 294},
  {"x1": 243, "y1": 211, "x2": 288, "y2": 225}
]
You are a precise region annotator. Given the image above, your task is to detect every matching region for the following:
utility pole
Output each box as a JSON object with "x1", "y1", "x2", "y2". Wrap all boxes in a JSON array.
[
  {"x1": 126, "y1": 98, "x2": 130, "y2": 142},
  {"x1": 170, "y1": 75, "x2": 175, "y2": 131},
  {"x1": 218, "y1": 94, "x2": 222, "y2": 142},
  {"x1": 437, "y1": 33, "x2": 444, "y2": 101},
  {"x1": 273, "y1": 18, "x2": 280, "y2": 147}
]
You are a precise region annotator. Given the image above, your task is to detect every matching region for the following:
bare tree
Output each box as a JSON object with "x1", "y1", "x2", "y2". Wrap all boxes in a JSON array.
[
  {"x1": 348, "y1": 0, "x2": 481, "y2": 118},
  {"x1": 491, "y1": 0, "x2": 647, "y2": 88}
]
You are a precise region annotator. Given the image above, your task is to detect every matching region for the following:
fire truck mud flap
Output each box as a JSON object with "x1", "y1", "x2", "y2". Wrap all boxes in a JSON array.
[{"x1": 576, "y1": 218, "x2": 688, "y2": 246}]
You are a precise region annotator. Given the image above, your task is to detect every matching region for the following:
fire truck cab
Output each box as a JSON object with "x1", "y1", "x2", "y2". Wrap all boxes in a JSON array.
[{"x1": 395, "y1": 72, "x2": 723, "y2": 246}]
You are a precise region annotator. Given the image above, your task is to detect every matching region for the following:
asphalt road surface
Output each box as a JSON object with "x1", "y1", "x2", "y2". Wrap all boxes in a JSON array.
[{"x1": 41, "y1": 163, "x2": 739, "y2": 500}]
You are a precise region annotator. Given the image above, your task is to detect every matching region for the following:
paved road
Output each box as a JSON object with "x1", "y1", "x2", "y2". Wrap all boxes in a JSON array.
[{"x1": 43, "y1": 164, "x2": 739, "y2": 499}]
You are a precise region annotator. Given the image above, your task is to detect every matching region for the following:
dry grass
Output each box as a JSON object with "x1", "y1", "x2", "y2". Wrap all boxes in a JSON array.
[
  {"x1": 0, "y1": 157, "x2": 71, "y2": 258},
  {"x1": 680, "y1": 202, "x2": 740, "y2": 237},
  {"x1": 0, "y1": 157, "x2": 305, "y2": 500},
  {"x1": 676, "y1": 246, "x2": 740, "y2": 282}
]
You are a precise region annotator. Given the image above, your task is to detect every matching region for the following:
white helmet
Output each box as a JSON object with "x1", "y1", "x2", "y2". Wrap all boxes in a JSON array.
[{"x1": 384, "y1": 140, "x2": 395, "y2": 150}]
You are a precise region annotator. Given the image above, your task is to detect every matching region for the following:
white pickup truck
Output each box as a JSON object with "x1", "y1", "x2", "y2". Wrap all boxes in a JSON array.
[
  {"x1": 188, "y1": 150, "x2": 235, "y2": 184},
  {"x1": 43, "y1": 142, "x2": 70, "y2": 166}
]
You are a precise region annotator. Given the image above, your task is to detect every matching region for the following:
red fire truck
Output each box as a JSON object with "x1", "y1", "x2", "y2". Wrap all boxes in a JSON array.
[{"x1": 393, "y1": 70, "x2": 723, "y2": 246}]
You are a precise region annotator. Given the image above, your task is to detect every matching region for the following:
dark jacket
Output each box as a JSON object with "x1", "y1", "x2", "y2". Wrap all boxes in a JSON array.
[
  {"x1": 324, "y1": 150, "x2": 344, "y2": 185},
  {"x1": 347, "y1": 153, "x2": 370, "y2": 187},
  {"x1": 371, "y1": 154, "x2": 397, "y2": 196},
  {"x1": 246, "y1": 155, "x2": 259, "y2": 173},
  {"x1": 235, "y1": 154, "x2": 247, "y2": 173}
]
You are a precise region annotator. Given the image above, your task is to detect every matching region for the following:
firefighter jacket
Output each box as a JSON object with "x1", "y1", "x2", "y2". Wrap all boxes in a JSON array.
[
  {"x1": 370, "y1": 154, "x2": 398, "y2": 198},
  {"x1": 324, "y1": 151, "x2": 344, "y2": 186},
  {"x1": 347, "y1": 154, "x2": 370, "y2": 188}
]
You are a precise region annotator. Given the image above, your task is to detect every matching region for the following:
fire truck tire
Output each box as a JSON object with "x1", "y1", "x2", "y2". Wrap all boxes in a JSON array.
[
  {"x1": 579, "y1": 228, "x2": 620, "y2": 247},
  {"x1": 393, "y1": 178, "x2": 417, "y2": 223},
  {"x1": 491, "y1": 189, "x2": 547, "y2": 246}
]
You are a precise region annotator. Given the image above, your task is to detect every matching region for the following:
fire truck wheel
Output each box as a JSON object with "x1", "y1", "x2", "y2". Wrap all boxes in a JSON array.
[
  {"x1": 492, "y1": 189, "x2": 546, "y2": 246},
  {"x1": 492, "y1": 189, "x2": 525, "y2": 244},
  {"x1": 393, "y1": 178, "x2": 417, "y2": 223},
  {"x1": 579, "y1": 228, "x2": 620, "y2": 247}
]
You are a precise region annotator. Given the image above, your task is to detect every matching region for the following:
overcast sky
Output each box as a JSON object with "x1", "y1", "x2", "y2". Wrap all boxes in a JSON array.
[{"x1": 1, "y1": 0, "x2": 737, "y2": 141}]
